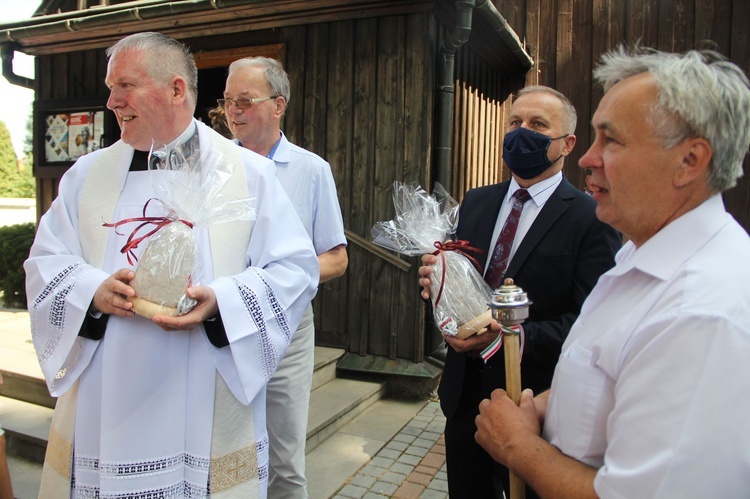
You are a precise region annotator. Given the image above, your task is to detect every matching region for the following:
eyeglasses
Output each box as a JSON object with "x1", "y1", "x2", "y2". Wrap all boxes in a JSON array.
[{"x1": 217, "y1": 96, "x2": 278, "y2": 110}]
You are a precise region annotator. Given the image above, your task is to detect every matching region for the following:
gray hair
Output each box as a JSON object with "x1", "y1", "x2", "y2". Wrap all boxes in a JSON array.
[
  {"x1": 517, "y1": 85, "x2": 578, "y2": 135},
  {"x1": 106, "y1": 32, "x2": 198, "y2": 108},
  {"x1": 594, "y1": 45, "x2": 750, "y2": 192},
  {"x1": 228, "y1": 56, "x2": 291, "y2": 105}
]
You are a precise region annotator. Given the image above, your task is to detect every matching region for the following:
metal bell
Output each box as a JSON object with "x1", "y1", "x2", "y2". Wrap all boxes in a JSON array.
[{"x1": 488, "y1": 278, "x2": 532, "y2": 328}]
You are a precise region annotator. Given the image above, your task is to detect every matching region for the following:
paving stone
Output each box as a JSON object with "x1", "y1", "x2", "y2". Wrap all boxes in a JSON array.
[
  {"x1": 421, "y1": 430, "x2": 443, "y2": 442},
  {"x1": 350, "y1": 474, "x2": 377, "y2": 489},
  {"x1": 380, "y1": 470, "x2": 407, "y2": 485},
  {"x1": 393, "y1": 432, "x2": 418, "y2": 444},
  {"x1": 414, "y1": 464, "x2": 438, "y2": 476},
  {"x1": 339, "y1": 483, "x2": 368, "y2": 498},
  {"x1": 420, "y1": 489, "x2": 448, "y2": 499},
  {"x1": 360, "y1": 464, "x2": 387, "y2": 478},
  {"x1": 404, "y1": 445, "x2": 429, "y2": 458},
  {"x1": 390, "y1": 462, "x2": 415, "y2": 476},
  {"x1": 406, "y1": 419, "x2": 429, "y2": 430},
  {"x1": 411, "y1": 437, "x2": 434, "y2": 449},
  {"x1": 397, "y1": 453, "x2": 422, "y2": 466},
  {"x1": 385, "y1": 440, "x2": 409, "y2": 452},
  {"x1": 420, "y1": 452, "x2": 445, "y2": 469},
  {"x1": 377, "y1": 448, "x2": 402, "y2": 460},
  {"x1": 435, "y1": 470, "x2": 447, "y2": 481},
  {"x1": 400, "y1": 426, "x2": 422, "y2": 437},
  {"x1": 393, "y1": 480, "x2": 426, "y2": 498},
  {"x1": 406, "y1": 471, "x2": 433, "y2": 486},
  {"x1": 426, "y1": 477, "x2": 449, "y2": 492},
  {"x1": 372, "y1": 480, "x2": 398, "y2": 496},
  {"x1": 370, "y1": 456, "x2": 396, "y2": 469}
]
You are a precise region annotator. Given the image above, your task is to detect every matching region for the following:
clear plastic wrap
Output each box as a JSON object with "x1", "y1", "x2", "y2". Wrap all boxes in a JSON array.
[
  {"x1": 106, "y1": 137, "x2": 255, "y2": 318},
  {"x1": 371, "y1": 181, "x2": 493, "y2": 338}
]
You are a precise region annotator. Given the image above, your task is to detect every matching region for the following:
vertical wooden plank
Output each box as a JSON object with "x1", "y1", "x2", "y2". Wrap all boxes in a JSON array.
[
  {"x1": 302, "y1": 23, "x2": 329, "y2": 155},
  {"x1": 403, "y1": 13, "x2": 435, "y2": 362},
  {"x1": 694, "y1": 0, "x2": 731, "y2": 53},
  {"x1": 51, "y1": 53, "x2": 69, "y2": 99},
  {"x1": 39, "y1": 56, "x2": 52, "y2": 100},
  {"x1": 555, "y1": 0, "x2": 591, "y2": 185},
  {"x1": 369, "y1": 15, "x2": 405, "y2": 359},
  {"x1": 85, "y1": 49, "x2": 105, "y2": 97},
  {"x1": 280, "y1": 25, "x2": 306, "y2": 146},
  {"x1": 458, "y1": 82, "x2": 469, "y2": 196},
  {"x1": 537, "y1": 0, "x2": 558, "y2": 86},
  {"x1": 468, "y1": 85, "x2": 478, "y2": 194},
  {"x1": 454, "y1": 74, "x2": 466, "y2": 198},
  {"x1": 495, "y1": 0, "x2": 527, "y2": 39},
  {"x1": 320, "y1": 19, "x2": 355, "y2": 348},
  {"x1": 525, "y1": 0, "x2": 541, "y2": 86},
  {"x1": 69, "y1": 52, "x2": 84, "y2": 98},
  {"x1": 626, "y1": 0, "x2": 659, "y2": 47},
  {"x1": 725, "y1": 0, "x2": 750, "y2": 233},
  {"x1": 349, "y1": 17, "x2": 378, "y2": 355},
  {"x1": 657, "y1": 0, "x2": 695, "y2": 52}
]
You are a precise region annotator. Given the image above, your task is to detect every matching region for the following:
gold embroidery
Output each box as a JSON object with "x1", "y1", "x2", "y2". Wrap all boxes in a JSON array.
[
  {"x1": 45, "y1": 426, "x2": 72, "y2": 479},
  {"x1": 209, "y1": 445, "x2": 258, "y2": 493}
]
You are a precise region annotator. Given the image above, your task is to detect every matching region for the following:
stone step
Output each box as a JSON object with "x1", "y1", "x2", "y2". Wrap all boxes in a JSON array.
[
  {"x1": 306, "y1": 376, "x2": 386, "y2": 454},
  {"x1": 311, "y1": 346, "x2": 345, "y2": 391},
  {"x1": 0, "y1": 345, "x2": 370, "y2": 464},
  {"x1": 0, "y1": 347, "x2": 346, "y2": 409},
  {"x1": 0, "y1": 395, "x2": 52, "y2": 464},
  {"x1": 0, "y1": 370, "x2": 54, "y2": 409}
]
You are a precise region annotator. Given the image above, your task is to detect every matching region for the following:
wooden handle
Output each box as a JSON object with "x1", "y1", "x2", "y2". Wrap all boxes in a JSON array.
[{"x1": 503, "y1": 333, "x2": 525, "y2": 499}]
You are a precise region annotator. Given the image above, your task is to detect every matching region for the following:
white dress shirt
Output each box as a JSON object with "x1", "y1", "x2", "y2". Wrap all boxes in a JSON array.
[{"x1": 543, "y1": 194, "x2": 750, "y2": 498}]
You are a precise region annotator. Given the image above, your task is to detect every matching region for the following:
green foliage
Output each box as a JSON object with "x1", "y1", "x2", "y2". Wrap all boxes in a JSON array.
[
  {"x1": 23, "y1": 108, "x2": 33, "y2": 157},
  {"x1": 0, "y1": 222, "x2": 35, "y2": 309},
  {"x1": 0, "y1": 120, "x2": 35, "y2": 198}
]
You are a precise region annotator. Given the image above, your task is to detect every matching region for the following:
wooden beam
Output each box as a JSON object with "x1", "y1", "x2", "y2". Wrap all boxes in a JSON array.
[{"x1": 12, "y1": 0, "x2": 434, "y2": 55}]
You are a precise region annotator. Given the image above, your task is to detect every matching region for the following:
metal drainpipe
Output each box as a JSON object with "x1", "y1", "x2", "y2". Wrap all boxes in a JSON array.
[
  {"x1": 435, "y1": 0, "x2": 476, "y2": 195},
  {"x1": 0, "y1": 44, "x2": 33, "y2": 90},
  {"x1": 428, "y1": 0, "x2": 475, "y2": 362}
]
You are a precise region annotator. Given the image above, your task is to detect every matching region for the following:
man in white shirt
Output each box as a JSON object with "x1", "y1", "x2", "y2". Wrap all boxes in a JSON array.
[
  {"x1": 475, "y1": 46, "x2": 750, "y2": 498},
  {"x1": 223, "y1": 56, "x2": 348, "y2": 498},
  {"x1": 25, "y1": 32, "x2": 318, "y2": 498}
]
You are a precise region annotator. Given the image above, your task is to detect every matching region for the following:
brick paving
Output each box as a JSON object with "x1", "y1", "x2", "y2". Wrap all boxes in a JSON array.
[{"x1": 333, "y1": 401, "x2": 449, "y2": 499}]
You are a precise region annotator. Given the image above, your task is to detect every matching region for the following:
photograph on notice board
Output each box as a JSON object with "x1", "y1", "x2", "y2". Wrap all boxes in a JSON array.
[
  {"x1": 44, "y1": 113, "x2": 70, "y2": 162},
  {"x1": 43, "y1": 110, "x2": 105, "y2": 163}
]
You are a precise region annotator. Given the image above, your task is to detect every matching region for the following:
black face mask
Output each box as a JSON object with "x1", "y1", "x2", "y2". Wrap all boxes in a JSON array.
[{"x1": 502, "y1": 127, "x2": 568, "y2": 179}]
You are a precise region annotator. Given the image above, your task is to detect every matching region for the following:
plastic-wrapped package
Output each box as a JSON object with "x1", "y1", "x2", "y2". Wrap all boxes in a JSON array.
[
  {"x1": 105, "y1": 136, "x2": 255, "y2": 318},
  {"x1": 371, "y1": 181, "x2": 493, "y2": 338}
]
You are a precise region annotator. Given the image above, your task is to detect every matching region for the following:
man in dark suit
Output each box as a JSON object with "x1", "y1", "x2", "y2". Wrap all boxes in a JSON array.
[{"x1": 419, "y1": 86, "x2": 621, "y2": 498}]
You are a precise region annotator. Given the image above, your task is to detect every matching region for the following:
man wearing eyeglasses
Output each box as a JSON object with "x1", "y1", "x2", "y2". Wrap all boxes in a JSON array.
[{"x1": 223, "y1": 57, "x2": 348, "y2": 499}]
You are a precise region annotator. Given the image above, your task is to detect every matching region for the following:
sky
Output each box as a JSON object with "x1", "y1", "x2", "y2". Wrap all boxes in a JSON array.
[{"x1": 0, "y1": 2, "x2": 39, "y2": 157}]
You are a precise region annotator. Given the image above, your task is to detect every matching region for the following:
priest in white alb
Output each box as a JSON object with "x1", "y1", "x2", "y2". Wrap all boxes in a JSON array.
[{"x1": 24, "y1": 32, "x2": 318, "y2": 498}]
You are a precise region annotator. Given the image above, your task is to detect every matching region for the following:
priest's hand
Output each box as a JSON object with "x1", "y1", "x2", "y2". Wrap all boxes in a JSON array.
[
  {"x1": 475, "y1": 388, "x2": 540, "y2": 467},
  {"x1": 418, "y1": 253, "x2": 438, "y2": 299},
  {"x1": 91, "y1": 268, "x2": 135, "y2": 317},
  {"x1": 151, "y1": 286, "x2": 218, "y2": 332}
]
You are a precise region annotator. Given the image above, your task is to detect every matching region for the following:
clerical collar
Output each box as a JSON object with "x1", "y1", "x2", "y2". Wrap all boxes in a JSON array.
[
  {"x1": 129, "y1": 150, "x2": 150, "y2": 171},
  {"x1": 164, "y1": 120, "x2": 197, "y2": 150},
  {"x1": 130, "y1": 121, "x2": 197, "y2": 172}
]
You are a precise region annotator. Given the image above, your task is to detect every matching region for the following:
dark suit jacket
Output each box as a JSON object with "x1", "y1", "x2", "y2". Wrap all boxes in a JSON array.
[{"x1": 438, "y1": 176, "x2": 621, "y2": 418}]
